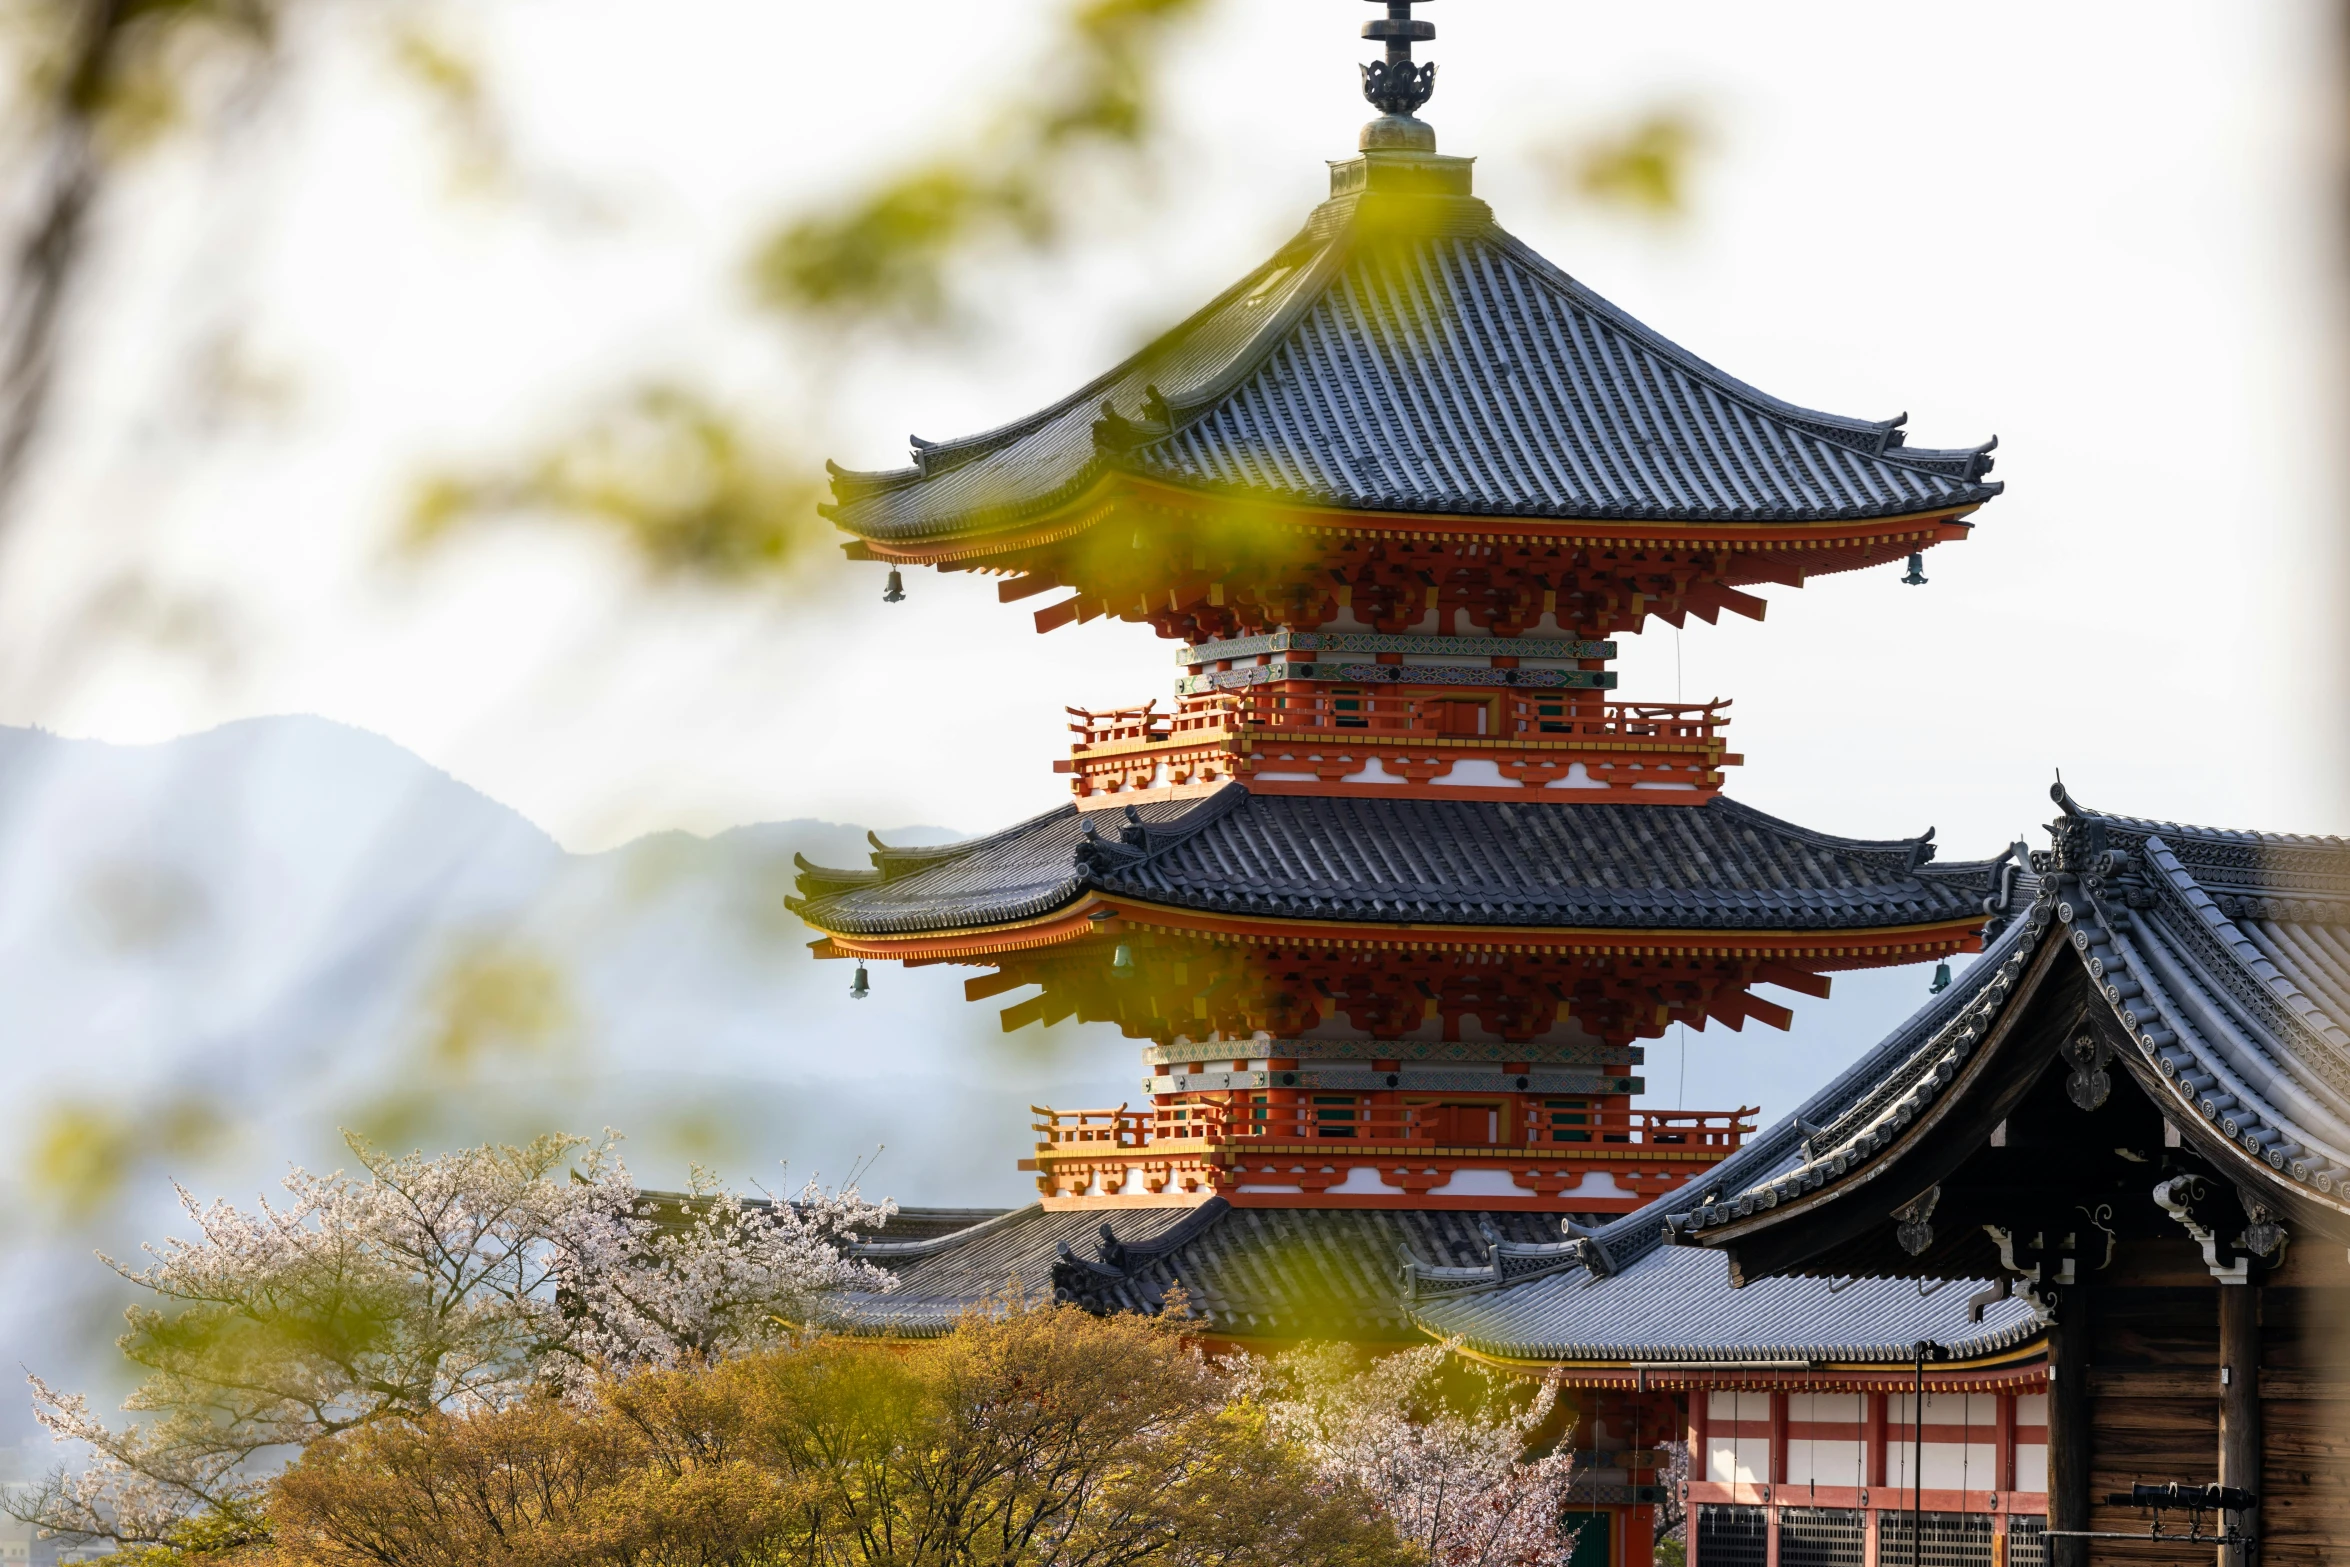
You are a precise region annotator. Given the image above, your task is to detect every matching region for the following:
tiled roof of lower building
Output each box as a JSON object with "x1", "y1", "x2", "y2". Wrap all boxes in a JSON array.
[
  {"x1": 830, "y1": 1200, "x2": 1567, "y2": 1341},
  {"x1": 1413, "y1": 1241, "x2": 2038, "y2": 1365},
  {"x1": 790, "y1": 787, "x2": 2002, "y2": 939}
]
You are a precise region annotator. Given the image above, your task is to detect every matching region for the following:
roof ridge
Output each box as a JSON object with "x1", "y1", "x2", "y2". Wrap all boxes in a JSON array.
[
  {"x1": 824, "y1": 225, "x2": 1335, "y2": 500},
  {"x1": 1705, "y1": 794, "x2": 1938, "y2": 860},
  {"x1": 2083, "y1": 806, "x2": 2350, "y2": 853}
]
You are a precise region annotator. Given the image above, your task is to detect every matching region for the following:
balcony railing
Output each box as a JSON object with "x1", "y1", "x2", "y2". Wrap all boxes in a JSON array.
[
  {"x1": 1032, "y1": 1103, "x2": 1755, "y2": 1153},
  {"x1": 1067, "y1": 693, "x2": 1729, "y2": 750}
]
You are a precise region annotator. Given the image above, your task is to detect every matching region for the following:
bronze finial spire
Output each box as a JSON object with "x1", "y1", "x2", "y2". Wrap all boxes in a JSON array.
[{"x1": 1359, "y1": 0, "x2": 1436, "y2": 117}]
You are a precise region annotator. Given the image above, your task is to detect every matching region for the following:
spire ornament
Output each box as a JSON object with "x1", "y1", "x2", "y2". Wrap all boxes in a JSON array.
[{"x1": 1359, "y1": 0, "x2": 1436, "y2": 117}]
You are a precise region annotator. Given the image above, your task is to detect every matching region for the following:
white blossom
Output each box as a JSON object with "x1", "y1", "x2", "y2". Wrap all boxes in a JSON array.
[
  {"x1": 17, "y1": 1131, "x2": 893, "y2": 1545},
  {"x1": 1241, "y1": 1341, "x2": 1584, "y2": 1567}
]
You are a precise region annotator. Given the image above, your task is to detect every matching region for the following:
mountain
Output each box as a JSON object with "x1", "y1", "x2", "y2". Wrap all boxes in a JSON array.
[{"x1": 0, "y1": 717, "x2": 1142, "y2": 1448}]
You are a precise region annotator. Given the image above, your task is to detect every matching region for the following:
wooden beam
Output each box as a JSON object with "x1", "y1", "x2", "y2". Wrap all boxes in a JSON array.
[
  {"x1": 1034, "y1": 596, "x2": 1084, "y2": 633},
  {"x1": 1715, "y1": 585, "x2": 1769, "y2": 622},
  {"x1": 965, "y1": 971, "x2": 1030, "y2": 1002},
  {"x1": 1755, "y1": 963, "x2": 1833, "y2": 1000},
  {"x1": 998, "y1": 572, "x2": 1060, "y2": 603},
  {"x1": 999, "y1": 995, "x2": 1048, "y2": 1032}
]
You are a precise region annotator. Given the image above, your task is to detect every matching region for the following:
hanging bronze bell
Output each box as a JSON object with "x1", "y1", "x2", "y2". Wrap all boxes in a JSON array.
[
  {"x1": 1930, "y1": 960, "x2": 1951, "y2": 994},
  {"x1": 1111, "y1": 943, "x2": 1136, "y2": 977},
  {"x1": 850, "y1": 963, "x2": 871, "y2": 1000},
  {"x1": 1902, "y1": 552, "x2": 1928, "y2": 587},
  {"x1": 882, "y1": 569, "x2": 905, "y2": 603}
]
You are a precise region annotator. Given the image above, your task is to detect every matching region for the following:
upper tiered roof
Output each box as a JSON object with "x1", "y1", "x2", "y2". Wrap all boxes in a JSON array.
[{"x1": 824, "y1": 157, "x2": 1999, "y2": 551}]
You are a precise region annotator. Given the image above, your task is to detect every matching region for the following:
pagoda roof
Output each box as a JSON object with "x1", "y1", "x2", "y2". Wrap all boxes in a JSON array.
[
  {"x1": 789, "y1": 785, "x2": 2001, "y2": 940},
  {"x1": 824, "y1": 154, "x2": 2000, "y2": 549}
]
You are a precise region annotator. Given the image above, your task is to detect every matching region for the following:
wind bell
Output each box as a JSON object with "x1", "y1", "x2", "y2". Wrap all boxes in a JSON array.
[
  {"x1": 1902, "y1": 552, "x2": 1928, "y2": 587},
  {"x1": 882, "y1": 569, "x2": 905, "y2": 603},
  {"x1": 1930, "y1": 960, "x2": 1951, "y2": 995},
  {"x1": 1111, "y1": 943, "x2": 1137, "y2": 978},
  {"x1": 850, "y1": 963, "x2": 871, "y2": 1000}
]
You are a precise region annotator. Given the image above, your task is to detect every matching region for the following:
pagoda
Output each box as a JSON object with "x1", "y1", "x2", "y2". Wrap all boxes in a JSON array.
[{"x1": 794, "y1": 2, "x2": 2005, "y2": 1218}]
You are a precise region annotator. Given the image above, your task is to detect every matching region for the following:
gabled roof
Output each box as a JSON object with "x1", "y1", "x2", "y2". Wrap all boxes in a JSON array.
[
  {"x1": 789, "y1": 786, "x2": 2002, "y2": 939},
  {"x1": 1673, "y1": 789, "x2": 2350, "y2": 1254},
  {"x1": 824, "y1": 155, "x2": 2000, "y2": 546}
]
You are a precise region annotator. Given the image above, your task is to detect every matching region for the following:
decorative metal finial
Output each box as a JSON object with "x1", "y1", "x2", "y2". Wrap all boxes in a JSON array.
[{"x1": 1360, "y1": 0, "x2": 1436, "y2": 117}]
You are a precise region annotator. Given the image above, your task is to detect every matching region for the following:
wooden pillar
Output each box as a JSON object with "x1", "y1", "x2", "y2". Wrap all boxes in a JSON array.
[
  {"x1": 1622, "y1": 1498, "x2": 1653, "y2": 1567},
  {"x1": 1687, "y1": 1389, "x2": 1707, "y2": 1567},
  {"x1": 2048, "y1": 1303, "x2": 2091, "y2": 1567},
  {"x1": 1867, "y1": 1391, "x2": 1888, "y2": 1489},
  {"x1": 2218, "y1": 1284, "x2": 2260, "y2": 1567},
  {"x1": 1997, "y1": 1391, "x2": 2016, "y2": 1495},
  {"x1": 1766, "y1": 1390, "x2": 1787, "y2": 1567}
]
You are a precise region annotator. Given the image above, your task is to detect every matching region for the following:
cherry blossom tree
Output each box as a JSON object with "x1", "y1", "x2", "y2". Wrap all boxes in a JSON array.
[
  {"x1": 14, "y1": 1131, "x2": 891, "y2": 1546},
  {"x1": 1244, "y1": 1341, "x2": 1585, "y2": 1567}
]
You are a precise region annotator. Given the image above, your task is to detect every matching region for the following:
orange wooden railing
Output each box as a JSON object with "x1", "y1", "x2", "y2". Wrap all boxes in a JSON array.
[
  {"x1": 1031, "y1": 1103, "x2": 1756, "y2": 1153},
  {"x1": 1065, "y1": 694, "x2": 1729, "y2": 750}
]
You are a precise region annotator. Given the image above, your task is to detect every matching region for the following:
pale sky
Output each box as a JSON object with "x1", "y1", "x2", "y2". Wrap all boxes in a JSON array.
[{"x1": 2, "y1": 0, "x2": 2344, "y2": 856}]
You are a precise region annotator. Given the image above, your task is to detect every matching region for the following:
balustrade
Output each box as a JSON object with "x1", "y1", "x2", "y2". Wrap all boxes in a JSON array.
[
  {"x1": 1065, "y1": 692, "x2": 1729, "y2": 750},
  {"x1": 1031, "y1": 1101, "x2": 1753, "y2": 1152}
]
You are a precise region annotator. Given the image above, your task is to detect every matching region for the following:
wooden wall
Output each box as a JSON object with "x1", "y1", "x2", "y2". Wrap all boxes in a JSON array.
[
  {"x1": 2072, "y1": 1235, "x2": 2349, "y2": 1565},
  {"x1": 2253, "y1": 1243, "x2": 2350, "y2": 1564}
]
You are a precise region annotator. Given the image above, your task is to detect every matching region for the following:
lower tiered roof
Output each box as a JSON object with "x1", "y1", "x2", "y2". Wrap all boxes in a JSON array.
[{"x1": 791, "y1": 787, "x2": 2002, "y2": 940}]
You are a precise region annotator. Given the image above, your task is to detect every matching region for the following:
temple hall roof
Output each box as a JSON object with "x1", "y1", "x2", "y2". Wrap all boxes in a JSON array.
[
  {"x1": 823, "y1": 155, "x2": 2000, "y2": 547},
  {"x1": 1673, "y1": 789, "x2": 2350, "y2": 1252},
  {"x1": 789, "y1": 786, "x2": 2001, "y2": 940}
]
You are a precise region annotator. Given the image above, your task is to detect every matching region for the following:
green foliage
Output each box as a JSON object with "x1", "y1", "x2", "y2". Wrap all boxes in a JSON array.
[
  {"x1": 28, "y1": 1095, "x2": 227, "y2": 1220},
  {"x1": 257, "y1": 1303, "x2": 1424, "y2": 1567},
  {"x1": 747, "y1": 0, "x2": 1214, "y2": 329},
  {"x1": 1554, "y1": 109, "x2": 1707, "y2": 217},
  {"x1": 407, "y1": 385, "x2": 831, "y2": 583}
]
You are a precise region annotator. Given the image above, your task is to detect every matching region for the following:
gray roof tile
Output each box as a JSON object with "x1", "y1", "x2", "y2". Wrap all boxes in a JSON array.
[
  {"x1": 825, "y1": 183, "x2": 1998, "y2": 544},
  {"x1": 791, "y1": 787, "x2": 2000, "y2": 939}
]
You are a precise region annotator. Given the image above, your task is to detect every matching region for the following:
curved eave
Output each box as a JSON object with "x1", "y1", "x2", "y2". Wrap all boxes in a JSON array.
[
  {"x1": 1677, "y1": 908, "x2": 2063, "y2": 1249},
  {"x1": 1438, "y1": 1329, "x2": 2048, "y2": 1382},
  {"x1": 841, "y1": 472, "x2": 1985, "y2": 570},
  {"x1": 805, "y1": 892, "x2": 1990, "y2": 966}
]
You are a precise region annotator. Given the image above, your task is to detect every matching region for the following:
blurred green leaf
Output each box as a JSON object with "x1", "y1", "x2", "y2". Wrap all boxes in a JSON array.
[
  {"x1": 1552, "y1": 108, "x2": 1708, "y2": 217},
  {"x1": 408, "y1": 384, "x2": 831, "y2": 583},
  {"x1": 748, "y1": 0, "x2": 1214, "y2": 329},
  {"x1": 28, "y1": 1095, "x2": 227, "y2": 1220}
]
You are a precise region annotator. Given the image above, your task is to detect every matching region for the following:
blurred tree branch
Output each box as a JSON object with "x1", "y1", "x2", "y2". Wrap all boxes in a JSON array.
[
  {"x1": 749, "y1": 0, "x2": 1213, "y2": 331},
  {"x1": 0, "y1": 0, "x2": 286, "y2": 533},
  {"x1": 414, "y1": 0, "x2": 1216, "y2": 586}
]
